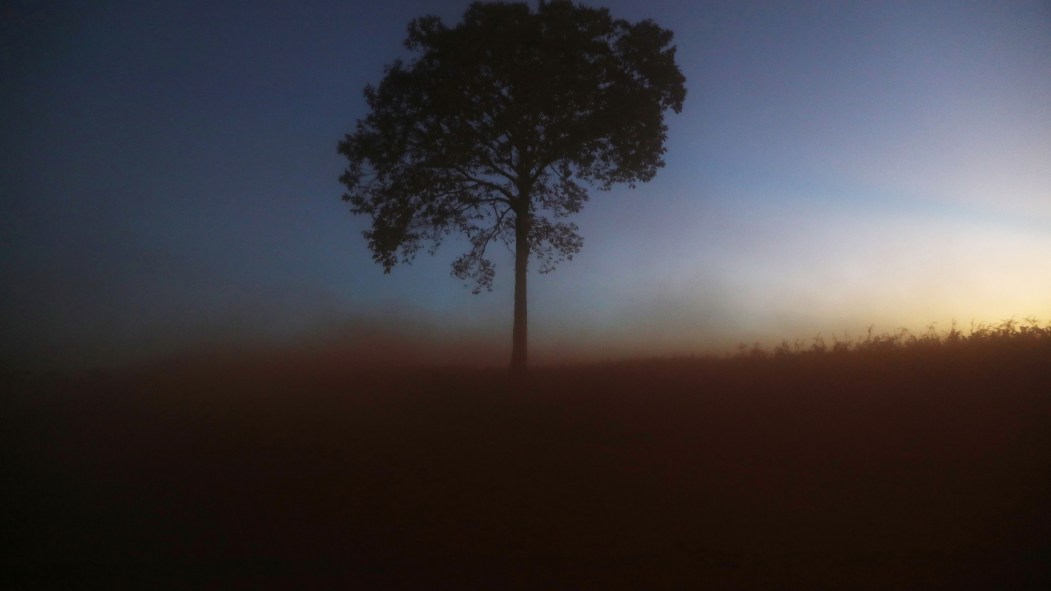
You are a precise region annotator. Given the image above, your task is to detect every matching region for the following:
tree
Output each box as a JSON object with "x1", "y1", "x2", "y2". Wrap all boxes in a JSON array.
[{"x1": 338, "y1": 0, "x2": 685, "y2": 374}]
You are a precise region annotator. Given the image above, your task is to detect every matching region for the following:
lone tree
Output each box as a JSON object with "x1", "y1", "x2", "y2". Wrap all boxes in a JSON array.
[{"x1": 339, "y1": 0, "x2": 685, "y2": 373}]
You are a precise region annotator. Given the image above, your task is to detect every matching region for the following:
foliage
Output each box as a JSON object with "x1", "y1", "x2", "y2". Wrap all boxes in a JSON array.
[
  {"x1": 338, "y1": 0, "x2": 686, "y2": 292},
  {"x1": 577, "y1": 317, "x2": 1051, "y2": 376},
  {"x1": 754, "y1": 317, "x2": 1051, "y2": 361}
]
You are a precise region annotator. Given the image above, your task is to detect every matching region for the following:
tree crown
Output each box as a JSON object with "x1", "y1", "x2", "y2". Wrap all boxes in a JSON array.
[{"x1": 339, "y1": 0, "x2": 685, "y2": 291}]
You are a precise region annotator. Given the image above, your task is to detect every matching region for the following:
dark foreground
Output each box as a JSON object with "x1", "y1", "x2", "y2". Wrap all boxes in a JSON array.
[{"x1": 4, "y1": 342, "x2": 1050, "y2": 589}]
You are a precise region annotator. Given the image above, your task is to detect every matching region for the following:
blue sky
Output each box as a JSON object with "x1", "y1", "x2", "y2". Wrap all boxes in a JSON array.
[{"x1": 2, "y1": 0, "x2": 1049, "y2": 369}]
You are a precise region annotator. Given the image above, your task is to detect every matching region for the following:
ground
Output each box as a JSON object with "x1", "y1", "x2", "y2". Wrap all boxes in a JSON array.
[{"x1": 4, "y1": 344, "x2": 1049, "y2": 589}]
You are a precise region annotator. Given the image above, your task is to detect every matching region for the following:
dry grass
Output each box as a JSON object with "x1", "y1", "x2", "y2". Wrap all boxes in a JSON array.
[{"x1": 3, "y1": 320, "x2": 1050, "y2": 589}]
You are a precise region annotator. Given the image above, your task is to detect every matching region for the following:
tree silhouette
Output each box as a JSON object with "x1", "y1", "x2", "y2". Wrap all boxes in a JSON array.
[{"x1": 338, "y1": 1, "x2": 685, "y2": 374}]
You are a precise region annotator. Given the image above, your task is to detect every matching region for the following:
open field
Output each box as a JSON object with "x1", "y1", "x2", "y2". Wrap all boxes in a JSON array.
[{"x1": 4, "y1": 323, "x2": 1050, "y2": 589}]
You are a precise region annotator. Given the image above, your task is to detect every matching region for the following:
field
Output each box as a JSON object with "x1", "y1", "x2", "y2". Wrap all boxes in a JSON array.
[{"x1": 4, "y1": 322, "x2": 1050, "y2": 589}]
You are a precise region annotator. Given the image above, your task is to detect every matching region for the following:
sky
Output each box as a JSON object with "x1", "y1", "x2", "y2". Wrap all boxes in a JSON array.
[{"x1": 2, "y1": 0, "x2": 1050, "y2": 371}]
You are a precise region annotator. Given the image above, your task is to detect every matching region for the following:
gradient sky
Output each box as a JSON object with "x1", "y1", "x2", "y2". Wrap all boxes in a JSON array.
[{"x1": 3, "y1": 0, "x2": 1050, "y2": 370}]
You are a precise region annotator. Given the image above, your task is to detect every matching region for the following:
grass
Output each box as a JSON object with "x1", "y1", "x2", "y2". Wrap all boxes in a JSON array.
[{"x1": 3, "y1": 320, "x2": 1050, "y2": 589}]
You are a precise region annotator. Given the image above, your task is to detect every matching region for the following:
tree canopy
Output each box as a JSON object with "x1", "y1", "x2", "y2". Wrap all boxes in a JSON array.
[{"x1": 339, "y1": 0, "x2": 685, "y2": 370}]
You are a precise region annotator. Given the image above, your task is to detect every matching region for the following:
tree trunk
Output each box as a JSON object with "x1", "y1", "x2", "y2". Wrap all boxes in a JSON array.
[{"x1": 510, "y1": 204, "x2": 531, "y2": 375}]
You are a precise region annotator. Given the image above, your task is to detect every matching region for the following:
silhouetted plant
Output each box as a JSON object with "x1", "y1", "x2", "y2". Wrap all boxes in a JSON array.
[
  {"x1": 730, "y1": 318, "x2": 1051, "y2": 364},
  {"x1": 338, "y1": 1, "x2": 686, "y2": 373}
]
